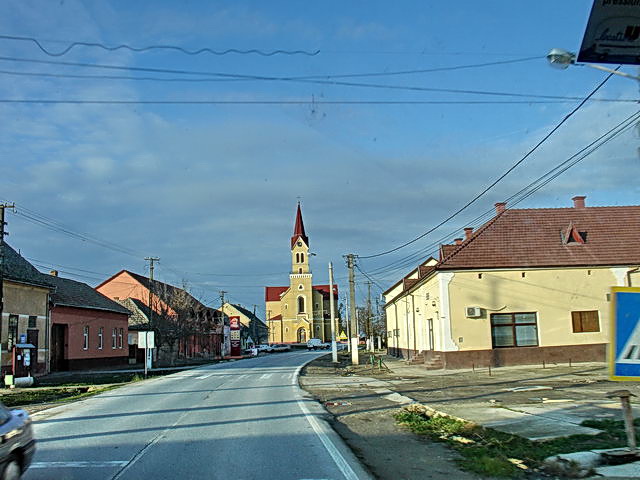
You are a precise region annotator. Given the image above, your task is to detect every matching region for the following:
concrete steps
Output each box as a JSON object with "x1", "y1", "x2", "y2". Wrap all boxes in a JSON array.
[{"x1": 425, "y1": 354, "x2": 444, "y2": 370}]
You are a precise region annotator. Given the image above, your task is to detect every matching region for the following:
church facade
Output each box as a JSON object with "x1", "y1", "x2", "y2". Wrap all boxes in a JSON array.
[{"x1": 265, "y1": 204, "x2": 338, "y2": 344}]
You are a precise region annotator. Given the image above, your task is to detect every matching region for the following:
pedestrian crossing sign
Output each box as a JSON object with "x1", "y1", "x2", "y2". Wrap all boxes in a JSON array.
[{"x1": 610, "y1": 287, "x2": 640, "y2": 381}]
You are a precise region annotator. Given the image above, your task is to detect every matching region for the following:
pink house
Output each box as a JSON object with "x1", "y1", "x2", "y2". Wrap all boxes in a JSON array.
[{"x1": 45, "y1": 272, "x2": 131, "y2": 371}]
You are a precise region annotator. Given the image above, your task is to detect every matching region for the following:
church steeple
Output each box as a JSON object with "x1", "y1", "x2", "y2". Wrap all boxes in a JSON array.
[{"x1": 291, "y1": 202, "x2": 309, "y2": 249}]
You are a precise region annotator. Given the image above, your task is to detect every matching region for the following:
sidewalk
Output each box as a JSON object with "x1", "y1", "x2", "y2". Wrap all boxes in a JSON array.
[{"x1": 300, "y1": 352, "x2": 640, "y2": 479}]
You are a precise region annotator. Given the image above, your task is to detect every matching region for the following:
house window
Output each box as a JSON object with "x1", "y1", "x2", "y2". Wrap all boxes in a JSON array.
[
  {"x1": 7, "y1": 315, "x2": 18, "y2": 350},
  {"x1": 112, "y1": 328, "x2": 117, "y2": 349},
  {"x1": 98, "y1": 327, "x2": 104, "y2": 349},
  {"x1": 118, "y1": 328, "x2": 124, "y2": 348},
  {"x1": 491, "y1": 313, "x2": 538, "y2": 348},
  {"x1": 28, "y1": 315, "x2": 37, "y2": 328},
  {"x1": 572, "y1": 311, "x2": 600, "y2": 333},
  {"x1": 83, "y1": 326, "x2": 89, "y2": 350},
  {"x1": 298, "y1": 296, "x2": 305, "y2": 313}
]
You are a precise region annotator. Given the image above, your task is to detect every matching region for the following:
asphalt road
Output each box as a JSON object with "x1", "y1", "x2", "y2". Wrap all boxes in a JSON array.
[{"x1": 24, "y1": 351, "x2": 371, "y2": 480}]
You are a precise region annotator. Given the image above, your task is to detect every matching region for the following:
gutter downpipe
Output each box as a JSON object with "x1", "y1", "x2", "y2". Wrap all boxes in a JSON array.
[
  {"x1": 405, "y1": 297, "x2": 410, "y2": 360},
  {"x1": 411, "y1": 293, "x2": 417, "y2": 360},
  {"x1": 394, "y1": 301, "x2": 399, "y2": 357}
]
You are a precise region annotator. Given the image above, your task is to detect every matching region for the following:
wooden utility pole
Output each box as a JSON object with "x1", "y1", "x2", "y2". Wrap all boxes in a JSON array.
[
  {"x1": 0, "y1": 203, "x2": 15, "y2": 344},
  {"x1": 144, "y1": 256, "x2": 159, "y2": 378},
  {"x1": 345, "y1": 254, "x2": 358, "y2": 364}
]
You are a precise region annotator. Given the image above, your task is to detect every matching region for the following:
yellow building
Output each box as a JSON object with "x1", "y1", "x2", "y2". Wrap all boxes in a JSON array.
[
  {"x1": 265, "y1": 204, "x2": 338, "y2": 343},
  {"x1": 384, "y1": 196, "x2": 640, "y2": 369}
]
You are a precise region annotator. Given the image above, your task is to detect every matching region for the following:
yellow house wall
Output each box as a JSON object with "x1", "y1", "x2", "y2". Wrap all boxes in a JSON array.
[
  {"x1": 2, "y1": 281, "x2": 50, "y2": 371},
  {"x1": 447, "y1": 267, "x2": 623, "y2": 351}
]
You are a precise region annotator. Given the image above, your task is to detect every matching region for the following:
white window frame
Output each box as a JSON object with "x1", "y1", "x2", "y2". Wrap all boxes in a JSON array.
[
  {"x1": 98, "y1": 327, "x2": 104, "y2": 350},
  {"x1": 112, "y1": 328, "x2": 117, "y2": 349},
  {"x1": 118, "y1": 328, "x2": 123, "y2": 349},
  {"x1": 83, "y1": 326, "x2": 89, "y2": 350}
]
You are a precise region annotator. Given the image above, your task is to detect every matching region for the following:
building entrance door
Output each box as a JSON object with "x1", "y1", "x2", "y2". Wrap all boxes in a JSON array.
[
  {"x1": 297, "y1": 327, "x2": 306, "y2": 343},
  {"x1": 50, "y1": 324, "x2": 68, "y2": 371},
  {"x1": 427, "y1": 319, "x2": 434, "y2": 350}
]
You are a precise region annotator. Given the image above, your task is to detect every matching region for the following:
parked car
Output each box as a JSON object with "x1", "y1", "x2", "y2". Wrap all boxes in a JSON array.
[
  {"x1": 256, "y1": 344, "x2": 274, "y2": 353},
  {"x1": 307, "y1": 338, "x2": 330, "y2": 350},
  {"x1": 0, "y1": 402, "x2": 35, "y2": 480},
  {"x1": 271, "y1": 344, "x2": 291, "y2": 352}
]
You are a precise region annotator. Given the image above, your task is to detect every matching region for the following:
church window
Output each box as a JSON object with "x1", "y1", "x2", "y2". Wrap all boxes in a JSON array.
[
  {"x1": 298, "y1": 284, "x2": 304, "y2": 290},
  {"x1": 300, "y1": 253, "x2": 305, "y2": 263},
  {"x1": 298, "y1": 296, "x2": 305, "y2": 313},
  {"x1": 299, "y1": 268, "x2": 302, "y2": 273}
]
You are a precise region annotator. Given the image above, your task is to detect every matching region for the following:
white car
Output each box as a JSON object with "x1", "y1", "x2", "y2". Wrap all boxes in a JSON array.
[
  {"x1": 307, "y1": 338, "x2": 330, "y2": 350},
  {"x1": 256, "y1": 344, "x2": 273, "y2": 353}
]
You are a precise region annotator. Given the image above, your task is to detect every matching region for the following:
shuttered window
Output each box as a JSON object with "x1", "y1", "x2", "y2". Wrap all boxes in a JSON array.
[{"x1": 571, "y1": 311, "x2": 599, "y2": 333}]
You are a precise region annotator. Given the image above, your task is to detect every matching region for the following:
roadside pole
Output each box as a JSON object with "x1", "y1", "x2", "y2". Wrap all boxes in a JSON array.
[
  {"x1": 144, "y1": 256, "x2": 159, "y2": 378},
  {"x1": 346, "y1": 254, "x2": 359, "y2": 365},
  {"x1": 345, "y1": 295, "x2": 351, "y2": 353},
  {"x1": 0, "y1": 203, "x2": 15, "y2": 346},
  {"x1": 328, "y1": 262, "x2": 337, "y2": 363}
]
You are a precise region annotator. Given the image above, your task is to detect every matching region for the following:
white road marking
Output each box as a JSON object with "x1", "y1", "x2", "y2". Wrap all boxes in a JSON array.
[
  {"x1": 30, "y1": 461, "x2": 128, "y2": 468},
  {"x1": 293, "y1": 365, "x2": 360, "y2": 480},
  {"x1": 259, "y1": 373, "x2": 272, "y2": 380},
  {"x1": 196, "y1": 373, "x2": 214, "y2": 379}
]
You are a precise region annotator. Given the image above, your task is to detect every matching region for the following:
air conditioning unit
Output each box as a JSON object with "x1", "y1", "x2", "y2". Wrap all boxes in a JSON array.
[{"x1": 465, "y1": 307, "x2": 482, "y2": 318}]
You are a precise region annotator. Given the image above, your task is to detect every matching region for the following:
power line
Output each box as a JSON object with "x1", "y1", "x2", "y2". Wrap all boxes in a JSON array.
[
  {"x1": 357, "y1": 68, "x2": 620, "y2": 260},
  {"x1": 0, "y1": 34, "x2": 320, "y2": 57},
  {"x1": 0, "y1": 98, "x2": 609, "y2": 105},
  {"x1": 0, "y1": 55, "x2": 636, "y2": 103},
  {"x1": 360, "y1": 108, "x2": 640, "y2": 279}
]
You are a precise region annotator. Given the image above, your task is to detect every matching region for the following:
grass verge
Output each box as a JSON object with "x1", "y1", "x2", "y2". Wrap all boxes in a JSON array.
[
  {"x1": 1, "y1": 385, "x2": 120, "y2": 408},
  {"x1": 394, "y1": 405, "x2": 640, "y2": 478}
]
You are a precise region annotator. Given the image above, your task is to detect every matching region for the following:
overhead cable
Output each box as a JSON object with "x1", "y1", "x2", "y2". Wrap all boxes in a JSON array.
[
  {"x1": 357, "y1": 68, "x2": 620, "y2": 260},
  {"x1": 0, "y1": 34, "x2": 320, "y2": 57}
]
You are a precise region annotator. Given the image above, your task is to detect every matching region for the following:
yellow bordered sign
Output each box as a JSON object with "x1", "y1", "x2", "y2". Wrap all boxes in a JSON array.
[{"x1": 610, "y1": 286, "x2": 640, "y2": 381}]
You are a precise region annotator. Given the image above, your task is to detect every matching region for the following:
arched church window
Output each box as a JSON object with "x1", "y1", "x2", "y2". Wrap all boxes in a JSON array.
[
  {"x1": 301, "y1": 253, "x2": 305, "y2": 263},
  {"x1": 295, "y1": 253, "x2": 300, "y2": 263},
  {"x1": 299, "y1": 268, "x2": 302, "y2": 273},
  {"x1": 298, "y1": 296, "x2": 305, "y2": 313}
]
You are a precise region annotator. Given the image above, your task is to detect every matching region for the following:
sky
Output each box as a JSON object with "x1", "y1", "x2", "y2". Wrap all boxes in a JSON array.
[{"x1": 0, "y1": 0, "x2": 639, "y2": 316}]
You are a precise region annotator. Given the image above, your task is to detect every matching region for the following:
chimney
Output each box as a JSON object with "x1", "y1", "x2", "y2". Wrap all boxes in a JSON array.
[
  {"x1": 495, "y1": 202, "x2": 506, "y2": 214},
  {"x1": 50, "y1": 270, "x2": 58, "y2": 277},
  {"x1": 454, "y1": 238, "x2": 463, "y2": 245},
  {"x1": 572, "y1": 196, "x2": 586, "y2": 209},
  {"x1": 464, "y1": 227, "x2": 473, "y2": 240}
]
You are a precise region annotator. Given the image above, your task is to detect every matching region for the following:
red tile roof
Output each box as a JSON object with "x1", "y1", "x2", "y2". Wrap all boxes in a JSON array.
[
  {"x1": 439, "y1": 205, "x2": 640, "y2": 269},
  {"x1": 265, "y1": 286, "x2": 288, "y2": 302}
]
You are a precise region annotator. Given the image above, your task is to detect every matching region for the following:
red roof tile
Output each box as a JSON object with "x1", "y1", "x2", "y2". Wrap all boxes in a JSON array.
[
  {"x1": 439, "y1": 205, "x2": 640, "y2": 269},
  {"x1": 265, "y1": 286, "x2": 288, "y2": 302}
]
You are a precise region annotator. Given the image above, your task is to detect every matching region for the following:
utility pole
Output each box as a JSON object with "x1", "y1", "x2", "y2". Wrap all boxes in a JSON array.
[
  {"x1": 366, "y1": 281, "x2": 373, "y2": 352},
  {"x1": 219, "y1": 290, "x2": 227, "y2": 356},
  {"x1": 328, "y1": 262, "x2": 337, "y2": 363},
  {"x1": 345, "y1": 294, "x2": 351, "y2": 353},
  {"x1": 144, "y1": 256, "x2": 159, "y2": 378},
  {"x1": 345, "y1": 254, "x2": 359, "y2": 365},
  {"x1": 0, "y1": 203, "x2": 15, "y2": 347}
]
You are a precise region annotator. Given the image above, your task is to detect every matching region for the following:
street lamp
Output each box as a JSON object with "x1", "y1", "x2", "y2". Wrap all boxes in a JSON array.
[{"x1": 546, "y1": 48, "x2": 640, "y2": 81}]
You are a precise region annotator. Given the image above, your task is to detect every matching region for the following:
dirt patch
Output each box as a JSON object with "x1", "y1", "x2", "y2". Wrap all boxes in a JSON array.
[{"x1": 301, "y1": 354, "x2": 482, "y2": 479}]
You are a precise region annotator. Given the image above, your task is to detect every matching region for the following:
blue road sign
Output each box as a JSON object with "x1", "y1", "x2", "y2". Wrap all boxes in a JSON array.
[{"x1": 610, "y1": 287, "x2": 640, "y2": 381}]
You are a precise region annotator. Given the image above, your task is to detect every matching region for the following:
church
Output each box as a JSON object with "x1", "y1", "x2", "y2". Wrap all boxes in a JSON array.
[{"x1": 265, "y1": 204, "x2": 339, "y2": 344}]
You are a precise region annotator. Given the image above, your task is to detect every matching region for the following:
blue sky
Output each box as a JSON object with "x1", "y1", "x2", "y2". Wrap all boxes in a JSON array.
[{"x1": 1, "y1": 1, "x2": 638, "y2": 314}]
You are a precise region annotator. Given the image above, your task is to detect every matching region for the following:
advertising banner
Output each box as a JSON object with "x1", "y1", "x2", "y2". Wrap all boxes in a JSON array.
[
  {"x1": 578, "y1": 1, "x2": 640, "y2": 65},
  {"x1": 229, "y1": 315, "x2": 242, "y2": 357}
]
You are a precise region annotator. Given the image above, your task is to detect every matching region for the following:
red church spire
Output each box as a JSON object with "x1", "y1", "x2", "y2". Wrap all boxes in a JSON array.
[{"x1": 291, "y1": 202, "x2": 309, "y2": 248}]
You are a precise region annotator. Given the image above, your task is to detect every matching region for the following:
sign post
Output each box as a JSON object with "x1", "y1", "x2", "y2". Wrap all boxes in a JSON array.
[
  {"x1": 610, "y1": 287, "x2": 640, "y2": 381},
  {"x1": 138, "y1": 331, "x2": 155, "y2": 378}
]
